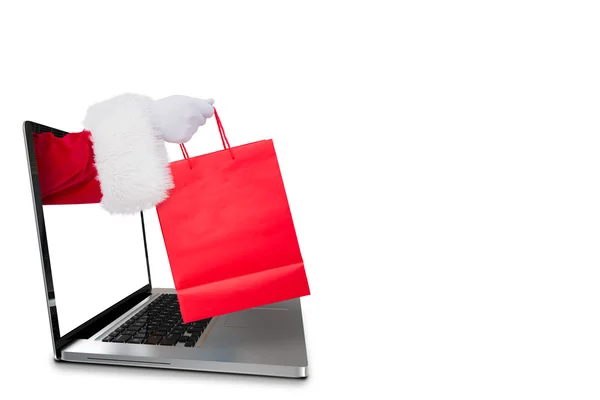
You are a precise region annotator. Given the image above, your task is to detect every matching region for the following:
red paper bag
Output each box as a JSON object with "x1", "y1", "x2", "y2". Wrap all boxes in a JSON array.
[{"x1": 156, "y1": 109, "x2": 310, "y2": 322}]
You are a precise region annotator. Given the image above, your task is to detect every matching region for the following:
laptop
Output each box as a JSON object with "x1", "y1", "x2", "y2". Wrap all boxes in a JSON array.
[{"x1": 22, "y1": 120, "x2": 309, "y2": 378}]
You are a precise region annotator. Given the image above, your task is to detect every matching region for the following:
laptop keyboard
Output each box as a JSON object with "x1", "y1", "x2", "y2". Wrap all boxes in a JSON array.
[{"x1": 101, "y1": 294, "x2": 211, "y2": 347}]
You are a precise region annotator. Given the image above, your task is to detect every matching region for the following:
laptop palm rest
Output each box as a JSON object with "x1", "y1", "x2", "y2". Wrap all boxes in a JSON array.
[{"x1": 61, "y1": 298, "x2": 308, "y2": 378}]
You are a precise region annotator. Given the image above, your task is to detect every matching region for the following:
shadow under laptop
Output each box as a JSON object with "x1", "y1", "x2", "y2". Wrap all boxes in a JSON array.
[{"x1": 51, "y1": 359, "x2": 309, "y2": 385}]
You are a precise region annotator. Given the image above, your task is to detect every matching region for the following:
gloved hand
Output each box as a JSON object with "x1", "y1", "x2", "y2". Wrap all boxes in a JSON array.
[
  {"x1": 82, "y1": 92, "x2": 218, "y2": 214},
  {"x1": 153, "y1": 95, "x2": 216, "y2": 144}
]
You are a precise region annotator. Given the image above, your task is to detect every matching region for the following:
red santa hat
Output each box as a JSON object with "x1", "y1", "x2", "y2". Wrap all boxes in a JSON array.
[{"x1": 34, "y1": 93, "x2": 214, "y2": 214}]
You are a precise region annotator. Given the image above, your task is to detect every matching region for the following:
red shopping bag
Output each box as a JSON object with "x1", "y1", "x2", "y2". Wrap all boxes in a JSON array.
[{"x1": 156, "y1": 109, "x2": 310, "y2": 322}]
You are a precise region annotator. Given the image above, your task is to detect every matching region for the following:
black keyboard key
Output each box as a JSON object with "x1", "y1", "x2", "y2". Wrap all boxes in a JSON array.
[
  {"x1": 113, "y1": 334, "x2": 131, "y2": 343},
  {"x1": 102, "y1": 337, "x2": 113, "y2": 342},
  {"x1": 159, "y1": 336, "x2": 179, "y2": 346},
  {"x1": 185, "y1": 340, "x2": 196, "y2": 347},
  {"x1": 107, "y1": 296, "x2": 185, "y2": 344},
  {"x1": 189, "y1": 326, "x2": 206, "y2": 332},
  {"x1": 145, "y1": 335, "x2": 163, "y2": 345}
]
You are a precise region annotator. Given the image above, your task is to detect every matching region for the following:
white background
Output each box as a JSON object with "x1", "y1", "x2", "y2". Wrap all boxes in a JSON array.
[{"x1": 2, "y1": 0, "x2": 600, "y2": 398}]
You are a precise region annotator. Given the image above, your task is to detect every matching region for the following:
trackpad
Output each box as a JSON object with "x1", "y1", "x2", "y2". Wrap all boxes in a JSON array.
[
  {"x1": 225, "y1": 312, "x2": 255, "y2": 328},
  {"x1": 197, "y1": 300, "x2": 306, "y2": 365},
  {"x1": 224, "y1": 301, "x2": 291, "y2": 328},
  {"x1": 224, "y1": 308, "x2": 285, "y2": 328},
  {"x1": 202, "y1": 306, "x2": 299, "y2": 349}
]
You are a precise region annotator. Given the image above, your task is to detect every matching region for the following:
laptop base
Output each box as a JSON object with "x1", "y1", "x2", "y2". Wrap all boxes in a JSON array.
[{"x1": 60, "y1": 288, "x2": 308, "y2": 379}]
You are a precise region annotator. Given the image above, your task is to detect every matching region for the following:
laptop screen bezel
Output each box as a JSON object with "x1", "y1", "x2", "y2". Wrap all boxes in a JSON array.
[{"x1": 22, "y1": 121, "x2": 154, "y2": 359}]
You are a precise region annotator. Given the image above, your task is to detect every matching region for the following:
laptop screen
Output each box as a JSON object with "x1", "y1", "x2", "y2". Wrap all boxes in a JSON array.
[{"x1": 32, "y1": 126, "x2": 150, "y2": 337}]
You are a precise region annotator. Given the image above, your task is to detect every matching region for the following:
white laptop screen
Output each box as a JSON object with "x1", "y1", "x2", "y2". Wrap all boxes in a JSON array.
[
  {"x1": 32, "y1": 127, "x2": 150, "y2": 337},
  {"x1": 43, "y1": 204, "x2": 150, "y2": 336}
]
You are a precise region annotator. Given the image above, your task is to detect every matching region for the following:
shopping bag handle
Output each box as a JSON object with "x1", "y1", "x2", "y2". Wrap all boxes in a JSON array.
[{"x1": 179, "y1": 107, "x2": 234, "y2": 168}]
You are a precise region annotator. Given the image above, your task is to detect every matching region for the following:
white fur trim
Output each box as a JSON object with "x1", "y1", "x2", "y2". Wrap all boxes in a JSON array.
[{"x1": 83, "y1": 93, "x2": 174, "y2": 214}]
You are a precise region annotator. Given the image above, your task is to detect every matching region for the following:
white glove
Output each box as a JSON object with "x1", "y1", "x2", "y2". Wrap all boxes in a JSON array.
[{"x1": 153, "y1": 95, "x2": 215, "y2": 144}]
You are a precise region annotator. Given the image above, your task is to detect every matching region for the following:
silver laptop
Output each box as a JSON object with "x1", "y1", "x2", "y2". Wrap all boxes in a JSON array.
[{"x1": 23, "y1": 121, "x2": 309, "y2": 378}]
